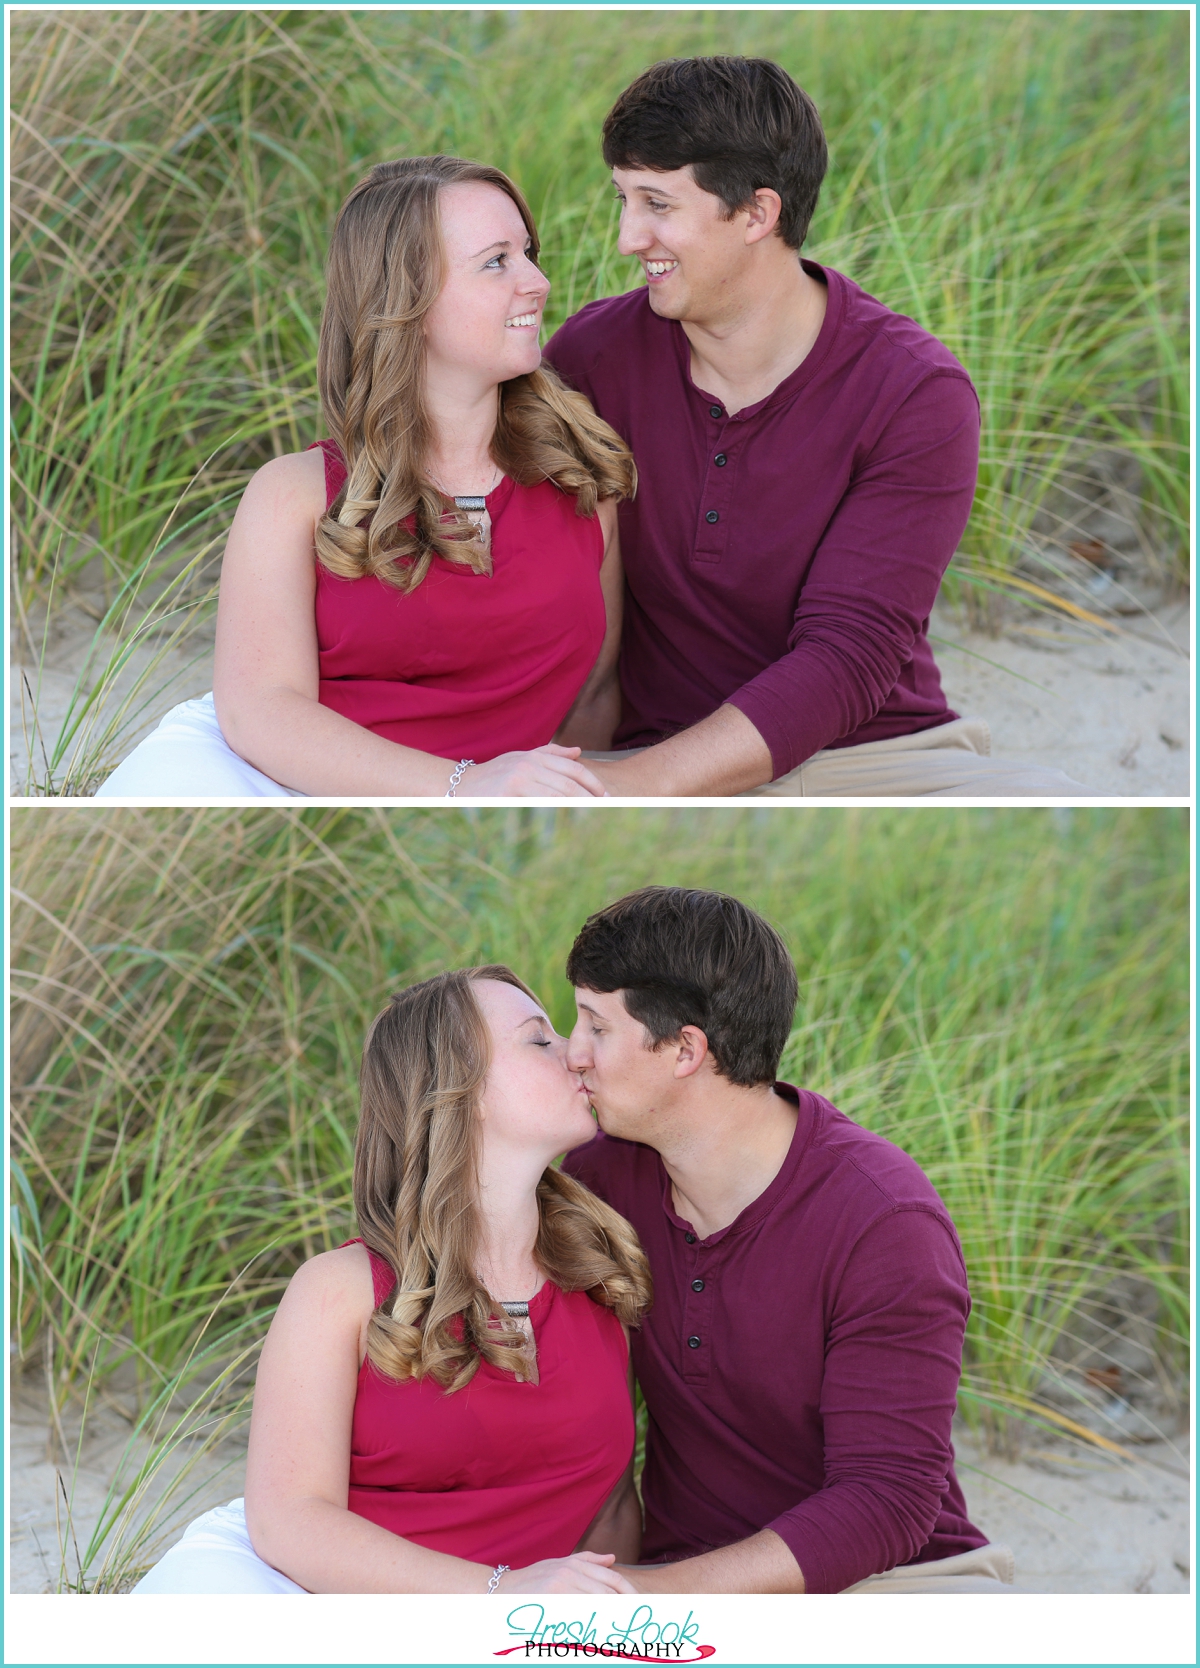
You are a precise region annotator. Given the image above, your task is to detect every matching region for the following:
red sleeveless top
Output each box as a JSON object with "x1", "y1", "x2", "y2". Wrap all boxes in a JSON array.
[
  {"x1": 345, "y1": 1245, "x2": 633, "y2": 1567},
  {"x1": 310, "y1": 441, "x2": 606, "y2": 761}
]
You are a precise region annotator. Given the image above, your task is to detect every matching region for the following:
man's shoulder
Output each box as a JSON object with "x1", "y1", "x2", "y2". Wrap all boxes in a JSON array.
[
  {"x1": 789, "y1": 1085, "x2": 952, "y2": 1222},
  {"x1": 821, "y1": 263, "x2": 975, "y2": 391},
  {"x1": 544, "y1": 288, "x2": 662, "y2": 385},
  {"x1": 561, "y1": 1126, "x2": 657, "y2": 1202}
]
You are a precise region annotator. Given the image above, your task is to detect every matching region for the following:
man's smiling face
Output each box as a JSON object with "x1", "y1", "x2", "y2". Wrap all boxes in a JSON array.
[
  {"x1": 567, "y1": 987, "x2": 674, "y2": 1142},
  {"x1": 612, "y1": 163, "x2": 758, "y2": 326}
]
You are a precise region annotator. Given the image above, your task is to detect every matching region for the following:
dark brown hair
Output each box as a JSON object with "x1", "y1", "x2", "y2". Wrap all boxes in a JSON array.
[
  {"x1": 354, "y1": 966, "x2": 651, "y2": 1391},
  {"x1": 315, "y1": 156, "x2": 635, "y2": 594},
  {"x1": 566, "y1": 888, "x2": 798, "y2": 1088},
  {"x1": 602, "y1": 57, "x2": 827, "y2": 251}
]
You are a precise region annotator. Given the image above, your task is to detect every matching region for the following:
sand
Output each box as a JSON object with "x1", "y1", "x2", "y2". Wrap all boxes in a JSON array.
[
  {"x1": 931, "y1": 598, "x2": 1190, "y2": 797},
  {"x1": 952, "y1": 1430, "x2": 1190, "y2": 1594},
  {"x1": 9, "y1": 1373, "x2": 247, "y2": 1595}
]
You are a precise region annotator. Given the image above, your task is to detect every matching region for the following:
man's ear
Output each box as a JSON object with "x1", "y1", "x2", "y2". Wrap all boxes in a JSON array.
[
  {"x1": 672, "y1": 1024, "x2": 711, "y2": 1080},
  {"x1": 743, "y1": 187, "x2": 783, "y2": 247}
]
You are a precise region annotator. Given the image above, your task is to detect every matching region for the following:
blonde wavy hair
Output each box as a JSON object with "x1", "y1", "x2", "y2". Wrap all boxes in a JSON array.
[
  {"x1": 354, "y1": 966, "x2": 652, "y2": 1391},
  {"x1": 315, "y1": 155, "x2": 636, "y2": 594}
]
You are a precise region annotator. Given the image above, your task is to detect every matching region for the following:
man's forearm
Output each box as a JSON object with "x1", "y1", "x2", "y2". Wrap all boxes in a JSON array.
[
  {"x1": 620, "y1": 1529, "x2": 804, "y2": 1594},
  {"x1": 588, "y1": 704, "x2": 775, "y2": 797}
]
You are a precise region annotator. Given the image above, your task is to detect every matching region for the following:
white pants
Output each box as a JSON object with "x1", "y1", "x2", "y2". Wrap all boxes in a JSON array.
[
  {"x1": 131, "y1": 1498, "x2": 306, "y2": 1594},
  {"x1": 94, "y1": 694, "x2": 305, "y2": 799}
]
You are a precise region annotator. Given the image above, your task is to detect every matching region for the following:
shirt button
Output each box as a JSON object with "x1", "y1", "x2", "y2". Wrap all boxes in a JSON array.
[
  {"x1": 714, "y1": 453, "x2": 727, "y2": 466},
  {"x1": 685, "y1": 1232, "x2": 697, "y2": 1244},
  {"x1": 705, "y1": 510, "x2": 719, "y2": 524},
  {"x1": 709, "y1": 404, "x2": 722, "y2": 419},
  {"x1": 691, "y1": 1278, "x2": 705, "y2": 1292},
  {"x1": 687, "y1": 1335, "x2": 702, "y2": 1349}
]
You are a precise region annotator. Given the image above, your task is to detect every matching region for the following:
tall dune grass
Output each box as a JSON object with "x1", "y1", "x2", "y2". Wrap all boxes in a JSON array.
[
  {"x1": 12, "y1": 808, "x2": 1187, "y2": 1511},
  {"x1": 10, "y1": 10, "x2": 1189, "y2": 791}
]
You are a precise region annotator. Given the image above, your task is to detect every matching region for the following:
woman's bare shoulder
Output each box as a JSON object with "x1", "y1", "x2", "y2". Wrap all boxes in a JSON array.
[
  {"x1": 239, "y1": 447, "x2": 329, "y2": 518},
  {"x1": 282, "y1": 1242, "x2": 376, "y2": 1323}
]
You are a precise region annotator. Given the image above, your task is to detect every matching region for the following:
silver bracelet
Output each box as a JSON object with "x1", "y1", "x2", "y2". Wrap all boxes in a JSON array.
[
  {"x1": 487, "y1": 1563, "x2": 510, "y2": 1593},
  {"x1": 445, "y1": 759, "x2": 475, "y2": 799}
]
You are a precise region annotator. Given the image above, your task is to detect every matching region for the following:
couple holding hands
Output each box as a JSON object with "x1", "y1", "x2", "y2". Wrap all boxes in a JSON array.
[
  {"x1": 135, "y1": 886, "x2": 1016, "y2": 1595},
  {"x1": 98, "y1": 55, "x2": 1087, "y2": 801}
]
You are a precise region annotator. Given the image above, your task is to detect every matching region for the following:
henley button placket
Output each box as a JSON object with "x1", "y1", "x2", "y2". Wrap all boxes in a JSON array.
[
  {"x1": 681, "y1": 1237, "x2": 714, "y2": 1385},
  {"x1": 694, "y1": 416, "x2": 735, "y2": 567}
]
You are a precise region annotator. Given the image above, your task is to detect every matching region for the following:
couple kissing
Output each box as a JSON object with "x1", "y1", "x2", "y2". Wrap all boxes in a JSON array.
[{"x1": 135, "y1": 886, "x2": 1016, "y2": 1596}]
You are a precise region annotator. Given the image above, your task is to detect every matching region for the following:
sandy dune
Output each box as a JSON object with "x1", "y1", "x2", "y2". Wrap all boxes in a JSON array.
[{"x1": 932, "y1": 598, "x2": 1189, "y2": 797}]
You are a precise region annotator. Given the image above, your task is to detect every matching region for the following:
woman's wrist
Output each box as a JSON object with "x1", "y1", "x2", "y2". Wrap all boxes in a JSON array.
[
  {"x1": 445, "y1": 758, "x2": 476, "y2": 798},
  {"x1": 217, "y1": 684, "x2": 480, "y2": 798}
]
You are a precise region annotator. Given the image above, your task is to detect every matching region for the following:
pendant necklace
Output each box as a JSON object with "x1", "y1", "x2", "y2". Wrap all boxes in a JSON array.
[{"x1": 432, "y1": 463, "x2": 501, "y2": 552}]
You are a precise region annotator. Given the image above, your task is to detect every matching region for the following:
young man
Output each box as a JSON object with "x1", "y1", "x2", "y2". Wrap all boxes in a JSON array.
[
  {"x1": 562, "y1": 886, "x2": 1017, "y2": 1593},
  {"x1": 544, "y1": 57, "x2": 1089, "y2": 796}
]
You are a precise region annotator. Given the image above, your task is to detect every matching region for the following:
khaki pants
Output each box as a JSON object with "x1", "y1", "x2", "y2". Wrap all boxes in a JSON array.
[
  {"x1": 588, "y1": 717, "x2": 1092, "y2": 798},
  {"x1": 748, "y1": 717, "x2": 1092, "y2": 798},
  {"x1": 844, "y1": 1542, "x2": 1019, "y2": 1594}
]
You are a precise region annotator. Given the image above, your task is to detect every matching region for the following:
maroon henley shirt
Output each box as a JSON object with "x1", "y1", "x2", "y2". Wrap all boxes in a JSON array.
[
  {"x1": 544, "y1": 264, "x2": 980, "y2": 777},
  {"x1": 561, "y1": 1085, "x2": 987, "y2": 1593}
]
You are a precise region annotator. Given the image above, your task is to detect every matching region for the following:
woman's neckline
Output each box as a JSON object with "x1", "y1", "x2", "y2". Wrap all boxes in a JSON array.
[{"x1": 489, "y1": 1273, "x2": 549, "y2": 1315}]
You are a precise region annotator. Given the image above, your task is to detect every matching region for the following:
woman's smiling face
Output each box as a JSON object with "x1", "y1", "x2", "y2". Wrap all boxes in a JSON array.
[
  {"x1": 473, "y1": 977, "x2": 597, "y2": 1160},
  {"x1": 423, "y1": 181, "x2": 550, "y2": 395}
]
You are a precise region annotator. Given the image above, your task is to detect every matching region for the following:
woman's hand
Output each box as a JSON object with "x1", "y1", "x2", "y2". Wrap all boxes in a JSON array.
[
  {"x1": 497, "y1": 1551, "x2": 636, "y2": 1594},
  {"x1": 456, "y1": 745, "x2": 608, "y2": 797}
]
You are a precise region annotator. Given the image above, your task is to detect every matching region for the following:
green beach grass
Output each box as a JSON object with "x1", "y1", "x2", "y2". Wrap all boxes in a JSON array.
[
  {"x1": 10, "y1": 806, "x2": 1188, "y2": 1588},
  {"x1": 10, "y1": 9, "x2": 1190, "y2": 792}
]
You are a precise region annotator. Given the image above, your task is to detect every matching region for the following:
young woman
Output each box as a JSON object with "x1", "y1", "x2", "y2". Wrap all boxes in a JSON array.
[
  {"x1": 132, "y1": 967, "x2": 651, "y2": 1594},
  {"x1": 97, "y1": 158, "x2": 636, "y2": 799}
]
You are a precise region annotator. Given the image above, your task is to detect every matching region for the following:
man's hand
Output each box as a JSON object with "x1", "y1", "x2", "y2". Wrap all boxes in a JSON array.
[
  {"x1": 498, "y1": 1552, "x2": 637, "y2": 1594},
  {"x1": 618, "y1": 1528, "x2": 805, "y2": 1594},
  {"x1": 587, "y1": 704, "x2": 775, "y2": 798}
]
